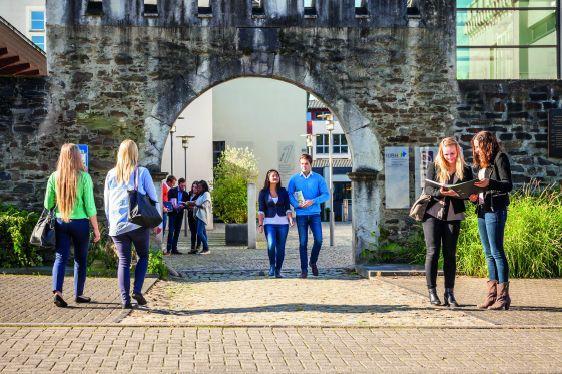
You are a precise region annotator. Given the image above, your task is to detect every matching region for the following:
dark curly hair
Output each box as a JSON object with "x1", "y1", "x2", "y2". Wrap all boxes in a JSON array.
[
  {"x1": 472, "y1": 131, "x2": 501, "y2": 168},
  {"x1": 262, "y1": 169, "x2": 283, "y2": 192}
]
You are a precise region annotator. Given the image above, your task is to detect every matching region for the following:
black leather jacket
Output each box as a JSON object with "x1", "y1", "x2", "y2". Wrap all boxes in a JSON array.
[{"x1": 475, "y1": 152, "x2": 513, "y2": 213}]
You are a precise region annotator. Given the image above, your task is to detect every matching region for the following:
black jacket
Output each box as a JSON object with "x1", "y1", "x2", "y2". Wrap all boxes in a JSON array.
[
  {"x1": 258, "y1": 187, "x2": 291, "y2": 218},
  {"x1": 424, "y1": 162, "x2": 474, "y2": 215},
  {"x1": 167, "y1": 187, "x2": 190, "y2": 215},
  {"x1": 475, "y1": 152, "x2": 513, "y2": 212}
]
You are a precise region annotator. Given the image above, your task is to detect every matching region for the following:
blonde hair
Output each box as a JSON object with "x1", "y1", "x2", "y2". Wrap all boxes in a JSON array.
[
  {"x1": 115, "y1": 139, "x2": 139, "y2": 185},
  {"x1": 55, "y1": 143, "x2": 85, "y2": 222},
  {"x1": 435, "y1": 137, "x2": 465, "y2": 183}
]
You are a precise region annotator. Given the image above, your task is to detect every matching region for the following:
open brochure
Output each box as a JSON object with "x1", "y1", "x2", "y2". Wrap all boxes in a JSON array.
[{"x1": 424, "y1": 178, "x2": 487, "y2": 199}]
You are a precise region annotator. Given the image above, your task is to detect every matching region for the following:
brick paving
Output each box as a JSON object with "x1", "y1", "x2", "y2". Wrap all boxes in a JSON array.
[
  {"x1": 0, "y1": 326, "x2": 560, "y2": 373},
  {"x1": 0, "y1": 275, "x2": 157, "y2": 324}
]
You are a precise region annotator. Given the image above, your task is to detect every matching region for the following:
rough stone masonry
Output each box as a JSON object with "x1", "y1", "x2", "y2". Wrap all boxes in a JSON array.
[{"x1": 0, "y1": 0, "x2": 560, "y2": 263}]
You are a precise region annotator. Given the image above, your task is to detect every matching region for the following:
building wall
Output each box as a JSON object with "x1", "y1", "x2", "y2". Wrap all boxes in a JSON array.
[
  {"x1": 0, "y1": 0, "x2": 46, "y2": 50},
  {"x1": 212, "y1": 78, "x2": 307, "y2": 185}
]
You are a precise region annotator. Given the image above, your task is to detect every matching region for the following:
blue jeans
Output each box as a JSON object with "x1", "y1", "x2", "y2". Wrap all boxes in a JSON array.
[
  {"x1": 166, "y1": 212, "x2": 183, "y2": 252},
  {"x1": 296, "y1": 214, "x2": 322, "y2": 273},
  {"x1": 162, "y1": 212, "x2": 167, "y2": 234},
  {"x1": 52, "y1": 219, "x2": 90, "y2": 296},
  {"x1": 196, "y1": 218, "x2": 208, "y2": 251},
  {"x1": 478, "y1": 210, "x2": 509, "y2": 283},
  {"x1": 111, "y1": 227, "x2": 150, "y2": 304},
  {"x1": 264, "y1": 224, "x2": 289, "y2": 272}
]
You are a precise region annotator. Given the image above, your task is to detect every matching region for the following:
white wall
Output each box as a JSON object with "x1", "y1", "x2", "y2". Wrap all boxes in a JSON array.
[
  {"x1": 160, "y1": 89, "x2": 213, "y2": 187},
  {"x1": 212, "y1": 78, "x2": 307, "y2": 185}
]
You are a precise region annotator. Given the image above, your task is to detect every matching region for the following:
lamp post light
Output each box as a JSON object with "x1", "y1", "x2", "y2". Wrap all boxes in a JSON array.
[
  {"x1": 169, "y1": 124, "x2": 177, "y2": 175},
  {"x1": 177, "y1": 135, "x2": 195, "y2": 237},
  {"x1": 317, "y1": 113, "x2": 335, "y2": 247}
]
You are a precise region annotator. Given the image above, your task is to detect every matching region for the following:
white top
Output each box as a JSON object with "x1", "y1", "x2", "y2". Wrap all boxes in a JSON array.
[
  {"x1": 478, "y1": 168, "x2": 486, "y2": 204},
  {"x1": 194, "y1": 192, "x2": 212, "y2": 225},
  {"x1": 263, "y1": 197, "x2": 290, "y2": 226}
]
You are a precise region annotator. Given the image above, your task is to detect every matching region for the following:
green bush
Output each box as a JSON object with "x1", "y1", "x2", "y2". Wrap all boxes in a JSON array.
[
  {"x1": 457, "y1": 183, "x2": 562, "y2": 278},
  {"x1": 362, "y1": 228, "x2": 425, "y2": 265},
  {"x1": 212, "y1": 146, "x2": 258, "y2": 224},
  {"x1": 0, "y1": 205, "x2": 42, "y2": 268},
  {"x1": 147, "y1": 248, "x2": 168, "y2": 280},
  {"x1": 87, "y1": 226, "x2": 118, "y2": 276}
]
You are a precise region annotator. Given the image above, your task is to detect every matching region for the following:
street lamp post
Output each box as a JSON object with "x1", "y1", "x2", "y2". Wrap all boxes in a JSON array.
[
  {"x1": 318, "y1": 113, "x2": 335, "y2": 247},
  {"x1": 300, "y1": 133, "x2": 314, "y2": 156},
  {"x1": 169, "y1": 124, "x2": 177, "y2": 175},
  {"x1": 177, "y1": 135, "x2": 195, "y2": 237}
]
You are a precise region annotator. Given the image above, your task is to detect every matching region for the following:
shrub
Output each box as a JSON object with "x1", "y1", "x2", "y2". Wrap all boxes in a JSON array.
[
  {"x1": 0, "y1": 205, "x2": 42, "y2": 268},
  {"x1": 147, "y1": 248, "x2": 168, "y2": 280},
  {"x1": 87, "y1": 225, "x2": 118, "y2": 276},
  {"x1": 362, "y1": 228, "x2": 425, "y2": 265},
  {"x1": 457, "y1": 182, "x2": 562, "y2": 278},
  {"x1": 212, "y1": 146, "x2": 258, "y2": 224}
]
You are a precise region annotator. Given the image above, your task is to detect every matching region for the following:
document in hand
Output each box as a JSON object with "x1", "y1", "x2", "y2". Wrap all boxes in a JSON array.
[{"x1": 424, "y1": 179, "x2": 487, "y2": 199}]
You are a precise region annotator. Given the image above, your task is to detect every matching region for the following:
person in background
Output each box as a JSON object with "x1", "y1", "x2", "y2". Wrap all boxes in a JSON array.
[
  {"x1": 104, "y1": 139, "x2": 160, "y2": 309},
  {"x1": 188, "y1": 180, "x2": 212, "y2": 255},
  {"x1": 422, "y1": 137, "x2": 473, "y2": 307},
  {"x1": 469, "y1": 131, "x2": 513, "y2": 311},
  {"x1": 161, "y1": 175, "x2": 176, "y2": 236},
  {"x1": 187, "y1": 181, "x2": 201, "y2": 254},
  {"x1": 45, "y1": 143, "x2": 100, "y2": 308},
  {"x1": 258, "y1": 169, "x2": 294, "y2": 278},
  {"x1": 166, "y1": 177, "x2": 189, "y2": 255},
  {"x1": 287, "y1": 154, "x2": 330, "y2": 279}
]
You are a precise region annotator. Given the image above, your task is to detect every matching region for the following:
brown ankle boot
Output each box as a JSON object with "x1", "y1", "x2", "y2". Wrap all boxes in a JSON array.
[
  {"x1": 488, "y1": 282, "x2": 511, "y2": 310},
  {"x1": 477, "y1": 280, "x2": 497, "y2": 309}
]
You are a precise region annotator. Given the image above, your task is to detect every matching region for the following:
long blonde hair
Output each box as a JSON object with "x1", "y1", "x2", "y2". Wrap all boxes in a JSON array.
[
  {"x1": 115, "y1": 139, "x2": 139, "y2": 185},
  {"x1": 435, "y1": 137, "x2": 465, "y2": 183},
  {"x1": 56, "y1": 143, "x2": 85, "y2": 222}
]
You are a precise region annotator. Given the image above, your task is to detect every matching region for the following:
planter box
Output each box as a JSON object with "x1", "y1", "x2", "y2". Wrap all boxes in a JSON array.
[{"x1": 225, "y1": 223, "x2": 247, "y2": 246}]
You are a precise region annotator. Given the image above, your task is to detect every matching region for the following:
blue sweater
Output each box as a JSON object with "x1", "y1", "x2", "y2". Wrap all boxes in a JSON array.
[{"x1": 287, "y1": 171, "x2": 330, "y2": 216}]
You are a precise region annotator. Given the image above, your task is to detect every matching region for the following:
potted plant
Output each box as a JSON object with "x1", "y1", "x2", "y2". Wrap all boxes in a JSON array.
[{"x1": 211, "y1": 146, "x2": 258, "y2": 245}]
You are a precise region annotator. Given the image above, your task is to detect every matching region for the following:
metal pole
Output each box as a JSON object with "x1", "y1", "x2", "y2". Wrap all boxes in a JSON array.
[
  {"x1": 170, "y1": 134, "x2": 174, "y2": 175},
  {"x1": 184, "y1": 146, "x2": 188, "y2": 237},
  {"x1": 328, "y1": 128, "x2": 334, "y2": 247}
]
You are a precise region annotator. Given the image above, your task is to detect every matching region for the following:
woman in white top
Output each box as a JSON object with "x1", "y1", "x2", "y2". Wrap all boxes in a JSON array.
[
  {"x1": 257, "y1": 169, "x2": 294, "y2": 278},
  {"x1": 188, "y1": 180, "x2": 212, "y2": 255}
]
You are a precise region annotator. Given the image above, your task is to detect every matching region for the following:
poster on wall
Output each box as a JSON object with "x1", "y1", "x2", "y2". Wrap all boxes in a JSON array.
[
  {"x1": 414, "y1": 146, "x2": 438, "y2": 198},
  {"x1": 78, "y1": 144, "x2": 89, "y2": 172},
  {"x1": 277, "y1": 141, "x2": 297, "y2": 183},
  {"x1": 384, "y1": 146, "x2": 410, "y2": 209}
]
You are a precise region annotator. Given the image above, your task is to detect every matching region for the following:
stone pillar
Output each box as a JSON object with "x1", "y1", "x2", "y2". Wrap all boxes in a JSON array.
[
  {"x1": 247, "y1": 182, "x2": 256, "y2": 249},
  {"x1": 347, "y1": 170, "x2": 381, "y2": 265},
  {"x1": 152, "y1": 171, "x2": 168, "y2": 246}
]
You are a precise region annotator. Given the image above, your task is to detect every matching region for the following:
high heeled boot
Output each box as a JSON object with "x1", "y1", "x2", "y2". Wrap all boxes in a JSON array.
[
  {"x1": 488, "y1": 282, "x2": 511, "y2": 310},
  {"x1": 443, "y1": 288, "x2": 459, "y2": 308},
  {"x1": 428, "y1": 287, "x2": 441, "y2": 306},
  {"x1": 477, "y1": 280, "x2": 498, "y2": 309}
]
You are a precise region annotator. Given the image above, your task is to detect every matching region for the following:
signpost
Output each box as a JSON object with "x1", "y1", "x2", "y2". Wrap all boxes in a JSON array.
[
  {"x1": 548, "y1": 109, "x2": 562, "y2": 158},
  {"x1": 384, "y1": 146, "x2": 410, "y2": 209},
  {"x1": 78, "y1": 144, "x2": 89, "y2": 171}
]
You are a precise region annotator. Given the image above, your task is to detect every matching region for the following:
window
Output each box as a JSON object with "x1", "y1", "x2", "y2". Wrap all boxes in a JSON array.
[
  {"x1": 355, "y1": 0, "x2": 368, "y2": 16},
  {"x1": 31, "y1": 35, "x2": 45, "y2": 51},
  {"x1": 252, "y1": 0, "x2": 264, "y2": 16},
  {"x1": 333, "y1": 134, "x2": 348, "y2": 154},
  {"x1": 198, "y1": 0, "x2": 212, "y2": 16},
  {"x1": 304, "y1": 0, "x2": 317, "y2": 16},
  {"x1": 30, "y1": 11, "x2": 45, "y2": 31},
  {"x1": 316, "y1": 134, "x2": 329, "y2": 154},
  {"x1": 213, "y1": 141, "x2": 225, "y2": 167},
  {"x1": 456, "y1": 0, "x2": 559, "y2": 79},
  {"x1": 143, "y1": 0, "x2": 158, "y2": 15}
]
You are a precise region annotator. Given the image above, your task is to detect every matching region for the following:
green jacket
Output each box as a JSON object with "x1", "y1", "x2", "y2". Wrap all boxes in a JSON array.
[{"x1": 44, "y1": 171, "x2": 97, "y2": 219}]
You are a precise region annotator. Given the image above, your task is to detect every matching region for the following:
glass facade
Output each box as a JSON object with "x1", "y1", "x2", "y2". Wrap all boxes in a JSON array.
[{"x1": 456, "y1": 0, "x2": 559, "y2": 79}]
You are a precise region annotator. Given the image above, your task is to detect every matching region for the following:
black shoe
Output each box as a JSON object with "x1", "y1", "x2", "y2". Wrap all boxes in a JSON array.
[
  {"x1": 53, "y1": 294, "x2": 68, "y2": 308},
  {"x1": 75, "y1": 296, "x2": 91, "y2": 303},
  {"x1": 443, "y1": 288, "x2": 459, "y2": 308},
  {"x1": 171, "y1": 250, "x2": 183, "y2": 255},
  {"x1": 300, "y1": 272, "x2": 308, "y2": 279},
  {"x1": 310, "y1": 264, "x2": 319, "y2": 276},
  {"x1": 132, "y1": 293, "x2": 147, "y2": 306},
  {"x1": 188, "y1": 249, "x2": 198, "y2": 254},
  {"x1": 122, "y1": 302, "x2": 133, "y2": 309},
  {"x1": 428, "y1": 287, "x2": 441, "y2": 306},
  {"x1": 268, "y1": 266, "x2": 275, "y2": 277},
  {"x1": 275, "y1": 271, "x2": 284, "y2": 279}
]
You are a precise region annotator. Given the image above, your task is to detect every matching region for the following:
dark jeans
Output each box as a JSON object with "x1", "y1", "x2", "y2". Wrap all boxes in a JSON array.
[
  {"x1": 166, "y1": 212, "x2": 183, "y2": 252},
  {"x1": 52, "y1": 218, "x2": 90, "y2": 297},
  {"x1": 187, "y1": 210, "x2": 199, "y2": 249},
  {"x1": 478, "y1": 210, "x2": 509, "y2": 283},
  {"x1": 111, "y1": 227, "x2": 150, "y2": 305},
  {"x1": 196, "y1": 218, "x2": 208, "y2": 251},
  {"x1": 422, "y1": 216, "x2": 460, "y2": 289},
  {"x1": 264, "y1": 224, "x2": 289, "y2": 272},
  {"x1": 162, "y1": 212, "x2": 167, "y2": 234},
  {"x1": 296, "y1": 214, "x2": 322, "y2": 273}
]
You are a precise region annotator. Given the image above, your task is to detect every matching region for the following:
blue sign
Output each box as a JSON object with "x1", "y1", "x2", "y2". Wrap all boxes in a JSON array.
[{"x1": 78, "y1": 144, "x2": 89, "y2": 171}]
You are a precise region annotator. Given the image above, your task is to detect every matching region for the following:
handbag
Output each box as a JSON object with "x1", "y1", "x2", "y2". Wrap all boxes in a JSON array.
[
  {"x1": 409, "y1": 193, "x2": 432, "y2": 222},
  {"x1": 128, "y1": 167, "x2": 162, "y2": 228},
  {"x1": 29, "y1": 207, "x2": 56, "y2": 248}
]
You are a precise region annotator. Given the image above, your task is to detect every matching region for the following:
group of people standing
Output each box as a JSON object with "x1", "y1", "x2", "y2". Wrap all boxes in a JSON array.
[
  {"x1": 162, "y1": 176, "x2": 211, "y2": 256},
  {"x1": 43, "y1": 131, "x2": 514, "y2": 312},
  {"x1": 422, "y1": 130, "x2": 513, "y2": 311}
]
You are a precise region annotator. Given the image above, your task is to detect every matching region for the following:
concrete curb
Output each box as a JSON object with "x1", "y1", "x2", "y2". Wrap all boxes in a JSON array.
[{"x1": 355, "y1": 264, "x2": 443, "y2": 278}]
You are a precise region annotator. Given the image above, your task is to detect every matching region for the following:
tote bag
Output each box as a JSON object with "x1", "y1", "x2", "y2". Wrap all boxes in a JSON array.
[
  {"x1": 128, "y1": 167, "x2": 162, "y2": 228},
  {"x1": 29, "y1": 208, "x2": 56, "y2": 248}
]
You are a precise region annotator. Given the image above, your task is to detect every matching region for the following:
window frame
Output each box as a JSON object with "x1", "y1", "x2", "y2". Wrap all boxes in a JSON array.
[
  {"x1": 332, "y1": 134, "x2": 349, "y2": 154},
  {"x1": 315, "y1": 134, "x2": 329, "y2": 154},
  {"x1": 456, "y1": 0, "x2": 561, "y2": 80}
]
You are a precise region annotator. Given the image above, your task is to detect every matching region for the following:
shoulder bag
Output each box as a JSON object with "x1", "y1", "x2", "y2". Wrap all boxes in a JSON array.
[{"x1": 128, "y1": 167, "x2": 162, "y2": 228}]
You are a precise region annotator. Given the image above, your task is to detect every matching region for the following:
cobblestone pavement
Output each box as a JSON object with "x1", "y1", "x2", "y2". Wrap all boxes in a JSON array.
[
  {"x1": 163, "y1": 223, "x2": 354, "y2": 272},
  {"x1": 1, "y1": 326, "x2": 560, "y2": 373},
  {"x1": 0, "y1": 275, "x2": 157, "y2": 324}
]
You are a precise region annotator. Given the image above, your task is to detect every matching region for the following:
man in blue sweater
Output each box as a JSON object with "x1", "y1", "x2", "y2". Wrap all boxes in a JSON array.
[{"x1": 287, "y1": 154, "x2": 330, "y2": 278}]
